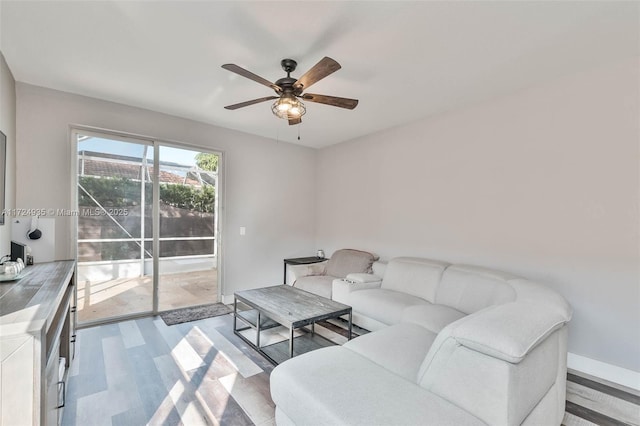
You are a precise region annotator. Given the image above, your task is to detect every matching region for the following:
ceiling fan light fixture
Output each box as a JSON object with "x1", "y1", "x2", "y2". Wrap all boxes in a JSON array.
[
  {"x1": 223, "y1": 57, "x2": 357, "y2": 126},
  {"x1": 271, "y1": 95, "x2": 306, "y2": 119}
]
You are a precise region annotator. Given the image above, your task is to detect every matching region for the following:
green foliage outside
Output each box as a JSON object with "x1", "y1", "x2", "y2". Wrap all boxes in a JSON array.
[
  {"x1": 78, "y1": 176, "x2": 214, "y2": 213},
  {"x1": 78, "y1": 176, "x2": 150, "y2": 207},
  {"x1": 195, "y1": 153, "x2": 218, "y2": 172},
  {"x1": 159, "y1": 183, "x2": 215, "y2": 213}
]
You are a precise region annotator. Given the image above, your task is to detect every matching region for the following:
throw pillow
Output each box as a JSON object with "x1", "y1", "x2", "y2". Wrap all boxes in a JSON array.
[{"x1": 325, "y1": 249, "x2": 378, "y2": 278}]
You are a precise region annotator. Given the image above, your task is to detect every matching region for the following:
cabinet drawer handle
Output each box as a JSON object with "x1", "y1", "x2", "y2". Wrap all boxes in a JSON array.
[
  {"x1": 70, "y1": 335, "x2": 77, "y2": 343},
  {"x1": 57, "y1": 381, "x2": 65, "y2": 409}
]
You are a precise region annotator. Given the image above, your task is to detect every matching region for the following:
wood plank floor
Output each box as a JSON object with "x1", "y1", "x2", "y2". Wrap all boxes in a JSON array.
[{"x1": 62, "y1": 314, "x2": 640, "y2": 425}]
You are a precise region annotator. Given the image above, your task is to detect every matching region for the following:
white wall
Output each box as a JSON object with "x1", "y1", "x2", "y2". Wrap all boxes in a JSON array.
[
  {"x1": 0, "y1": 52, "x2": 16, "y2": 256},
  {"x1": 316, "y1": 58, "x2": 640, "y2": 374},
  {"x1": 15, "y1": 83, "x2": 316, "y2": 296},
  {"x1": 11, "y1": 53, "x2": 639, "y2": 383}
]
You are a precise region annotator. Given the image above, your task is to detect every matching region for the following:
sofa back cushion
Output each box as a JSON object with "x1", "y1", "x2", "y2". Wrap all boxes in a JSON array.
[
  {"x1": 509, "y1": 278, "x2": 573, "y2": 319},
  {"x1": 381, "y1": 257, "x2": 448, "y2": 302},
  {"x1": 325, "y1": 249, "x2": 378, "y2": 279},
  {"x1": 435, "y1": 264, "x2": 517, "y2": 314},
  {"x1": 371, "y1": 260, "x2": 387, "y2": 278}
]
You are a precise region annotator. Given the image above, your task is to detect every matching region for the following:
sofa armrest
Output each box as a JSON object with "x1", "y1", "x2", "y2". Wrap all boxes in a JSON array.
[
  {"x1": 286, "y1": 260, "x2": 328, "y2": 285},
  {"x1": 451, "y1": 302, "x2": 570, "y2": 363},
  {"x1": 332, "y1": 277, "x2": 382, "y2": 304},
  {"x1": 417, "y1": 302, "x2": 571, "y2": 426},
  {"x1": 345, "y1": 272, "x2": 382, "y2": 283}
]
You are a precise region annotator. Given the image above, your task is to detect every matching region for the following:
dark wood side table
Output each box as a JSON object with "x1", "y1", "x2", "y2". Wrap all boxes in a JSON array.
[{"x1": 283, "y1": 256, "x2": 326, "y2": 284}]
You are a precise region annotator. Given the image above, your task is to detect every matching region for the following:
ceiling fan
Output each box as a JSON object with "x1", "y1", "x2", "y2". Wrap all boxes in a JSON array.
[{"x1": 222, "y1": 57, "x2": 358, "y2": 125}]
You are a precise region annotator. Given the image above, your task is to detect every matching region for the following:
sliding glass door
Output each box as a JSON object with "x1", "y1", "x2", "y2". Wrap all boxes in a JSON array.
[
  {"x1": 74, "y1": 130, "x2": 220, "y2": 325},
  {"x1": 157, "y1": 146, "x2": 218, "y2": 311}
]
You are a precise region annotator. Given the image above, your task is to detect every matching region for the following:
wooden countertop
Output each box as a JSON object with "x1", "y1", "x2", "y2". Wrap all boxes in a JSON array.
[{"x1": 0, "y1": 260, "x2": 75, "y2": 336}]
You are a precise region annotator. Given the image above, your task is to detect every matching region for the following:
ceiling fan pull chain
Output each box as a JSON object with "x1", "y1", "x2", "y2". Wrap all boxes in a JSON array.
[{"x1": 298, "y1": 124, "x2": 301, "y2": 141}]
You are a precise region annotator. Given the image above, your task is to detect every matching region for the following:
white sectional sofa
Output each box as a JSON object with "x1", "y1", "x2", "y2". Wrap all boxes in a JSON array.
[{"x1": 270, "y1": 257, "x2": 572, "y2": 426}]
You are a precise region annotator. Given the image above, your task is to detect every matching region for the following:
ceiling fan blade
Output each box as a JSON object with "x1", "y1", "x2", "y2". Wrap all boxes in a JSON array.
[
  {"x1": 222, "y1": 64, "x2": 281, "y2": 92},
  {"x1": 288, "y1": 116, "x2": 302, "y2": 126},
  {"x1": 301, "y1": 93, "x2": 359, "y2": 110},
  {"x1": 294, "y1": 57, "x2": 341, "y2": 91},
  {"x1": 224, "y1": 96, "x2": 278, "y2": 110}
]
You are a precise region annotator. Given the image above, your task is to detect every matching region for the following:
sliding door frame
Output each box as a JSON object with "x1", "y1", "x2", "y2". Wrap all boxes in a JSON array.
[{"x1": 70, "y1": 125, "x2": 224, "y2": 327}]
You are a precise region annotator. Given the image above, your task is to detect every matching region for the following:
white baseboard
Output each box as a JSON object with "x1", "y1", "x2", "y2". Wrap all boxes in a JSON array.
[{"x1": 568, "y1": 352, "x2": 640, "y2": 391}]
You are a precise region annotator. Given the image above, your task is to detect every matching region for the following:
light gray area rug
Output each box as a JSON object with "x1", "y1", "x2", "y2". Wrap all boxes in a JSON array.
[{"x1": 160, "y1": 303, "x2": 232, "y2": 326}]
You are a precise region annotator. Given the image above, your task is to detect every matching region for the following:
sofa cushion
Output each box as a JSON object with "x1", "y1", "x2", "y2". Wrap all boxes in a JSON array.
[
  {"x1": 350, "y1": 288, "x2": 429, "y2": 326},
  {"x1": 436, "y1": 264, "x2": 517, "y2": 314},
  {"x1": 509, "y1": 278, "x2": 573, "y2": 319},
  {"x1": 293, "y1": 275, "x2": 334, "y2": 299},
  {"x1": 372, "y1": 260, "x2": 387, "y2": 277},
  {"x1": 402, "y1": 304, "x2": 466, "y2": 333},
  {"x1": 344, "y1": 323, "x2": 437, "y2": 381},
  {"x1": 270, "y1": 346, "x2": 485, "y2": 426},
  {"x1": 286, "y1": 260, "x2": 327, "y2": 285},
  {"x1": 324, "y1": 249, "x2": 378, "y2": 279},
  {"x1": 381, "y1": 257, "x2": 448, "y2": 303}
]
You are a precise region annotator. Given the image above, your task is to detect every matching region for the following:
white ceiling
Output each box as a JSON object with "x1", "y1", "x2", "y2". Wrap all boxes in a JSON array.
[{"x1": 1, "y1": 1, "x2": 638, "y2": 148}]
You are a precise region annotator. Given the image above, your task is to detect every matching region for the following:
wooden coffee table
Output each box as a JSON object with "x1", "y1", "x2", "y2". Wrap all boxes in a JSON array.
[{"x1": 233, "y1": 285, "x2": 352, "y2": 364}]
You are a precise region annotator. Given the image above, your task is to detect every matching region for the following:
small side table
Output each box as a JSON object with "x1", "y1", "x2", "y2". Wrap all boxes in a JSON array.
[{"x1": 283, "y1": 256, "x2": 326, "y2": 284}]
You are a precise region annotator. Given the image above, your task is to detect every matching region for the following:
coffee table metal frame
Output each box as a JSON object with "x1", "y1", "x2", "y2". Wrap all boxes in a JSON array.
[{"x1": 233, "y1": 285, "x2": 352, "y2": 364}]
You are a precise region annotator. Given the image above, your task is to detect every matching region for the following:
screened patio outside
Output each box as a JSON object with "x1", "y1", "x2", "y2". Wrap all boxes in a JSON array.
[{"x1": 76, "y1": 148, "x2": 218, "y2": 324}]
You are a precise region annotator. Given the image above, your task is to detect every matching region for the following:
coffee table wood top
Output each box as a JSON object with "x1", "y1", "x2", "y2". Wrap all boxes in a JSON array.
[{"x1": 234, "y1": 285, "x2": 351, "y2": 329}]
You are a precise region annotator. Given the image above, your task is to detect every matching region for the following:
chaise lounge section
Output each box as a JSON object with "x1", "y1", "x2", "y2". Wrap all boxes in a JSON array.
[{"x1": 270, "y1": 257, "x2": 572, "y2": 425}]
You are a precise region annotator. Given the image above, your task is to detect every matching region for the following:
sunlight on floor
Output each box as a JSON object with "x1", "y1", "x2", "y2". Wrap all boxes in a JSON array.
[{"x1": 77, "y1": 269, "x2": 217, "y2": 323}]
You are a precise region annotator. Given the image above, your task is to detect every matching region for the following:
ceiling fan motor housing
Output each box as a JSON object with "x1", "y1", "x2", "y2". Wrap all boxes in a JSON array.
[
  {"x1": 275, "y1": 77, "x2": 300, "y2": 95},
  {"x1": 277, "y1": 59, "x2": 303, "y2": 95},
  {"x1": 280, "y1": 58, "x2": 297, "y2": 73}
]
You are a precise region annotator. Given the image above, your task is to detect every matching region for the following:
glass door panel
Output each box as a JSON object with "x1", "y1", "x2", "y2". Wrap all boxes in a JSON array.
[
  {"x1": 76, "y1": 134, "x2": 154, "y2": 324},
  {"x1": 157, "y1": 146, "x2": 218, "y2": 311}
]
